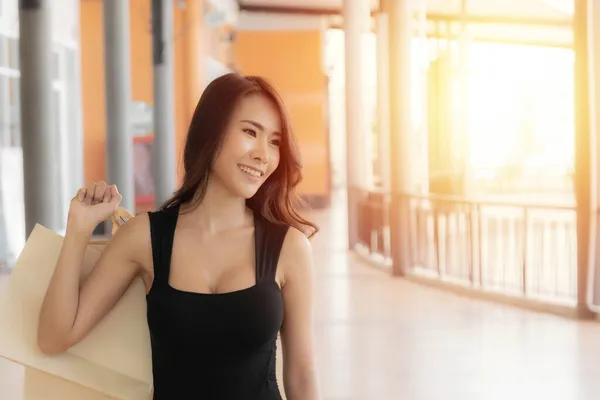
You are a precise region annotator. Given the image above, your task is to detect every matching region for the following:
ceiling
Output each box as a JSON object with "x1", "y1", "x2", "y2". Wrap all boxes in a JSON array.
[
  {"x1": 237, "y1": 0, "x2": 574, "y2": 47},
  {"x1": 237, "y1": 0, "x2": 573, "y2": 20}
]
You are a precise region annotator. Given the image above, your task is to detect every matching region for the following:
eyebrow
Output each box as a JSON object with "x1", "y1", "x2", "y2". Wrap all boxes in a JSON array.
[{"x1": 241, "y1": 119, "x2": 281, "y2": 137}]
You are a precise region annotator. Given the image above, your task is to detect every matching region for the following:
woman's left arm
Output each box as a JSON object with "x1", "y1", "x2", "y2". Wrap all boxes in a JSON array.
[{"x1": 279, "y1": 227, "x2": 320, "y2": 400}]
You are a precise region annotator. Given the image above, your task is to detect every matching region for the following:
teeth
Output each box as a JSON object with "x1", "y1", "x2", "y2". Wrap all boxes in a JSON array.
[{"x1": 239, "y1": 165, "x2": 262, "y2": 177}]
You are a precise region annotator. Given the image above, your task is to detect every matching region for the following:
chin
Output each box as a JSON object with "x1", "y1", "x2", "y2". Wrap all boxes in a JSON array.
[
  {"x1": 233, "y1": 184, "x2": 262, "y2": 200},
  {"x1": 240, "y1": 191, "x2": 259, "y2": 200}
]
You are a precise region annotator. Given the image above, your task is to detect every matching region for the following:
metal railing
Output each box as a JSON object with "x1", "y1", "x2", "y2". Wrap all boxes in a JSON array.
[{"x1": 356, "y1": 191, "x2": 578, "y2": 307}]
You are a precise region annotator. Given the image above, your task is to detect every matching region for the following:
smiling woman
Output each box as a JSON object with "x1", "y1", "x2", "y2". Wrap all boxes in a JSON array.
[
  {"x1": 209, "y1": 94, "x2": 283, "y2": 198},
  {"x1": 163, "y1": 74, "x2": 317, "y2": 237},
  {"x1": 37, "y1": 73, "x2": 321, "y2": 400}
]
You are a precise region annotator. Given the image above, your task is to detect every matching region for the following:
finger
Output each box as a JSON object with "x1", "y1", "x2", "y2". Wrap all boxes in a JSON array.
[
  {"x1": 102, "y1": 186, "x2": 112, "y2": 203},
  {"x1": 110, "y1": 185, "x2": 120, "y2": 198},
  {"x1": 77, "y1": 188, "x2": 86, "y2": 201},
  {"x1": 109, "y1": 185, "x2": 122, "y2": 204},
  {"x1": 93, "y1": 181, "x2": 107, "y2": 204},
  {"x1": 85, "y1": 182, "x2": 96, "y2": 205}
]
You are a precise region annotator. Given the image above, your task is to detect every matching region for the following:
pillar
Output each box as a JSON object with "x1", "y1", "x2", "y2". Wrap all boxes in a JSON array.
[
  {"x1": 343, "y1": 0, "x2": 370, "y2": 249},
  {"x1": 588, "y1": 0, "x2": 600, "y2": 310},
  {"x1": 375, "y1": 12, "x2": 391, "y2": 191},
  {"x1": 103, "y1": 0, "x2": 135, "y2": 212},
  {"x1": 67, "y1": 0, "x2": 85, "y2": 209},
  {"x1": 457, "y1": 0, "x2": 472, "y2": 197},
  {"x1": 573, "y1": 0, "x2": 595, "y2": 318},
  {"x1": 384, "y1": 0, "x2": 413, "y2": 276},
  {"x1": 19, "y1": 0, "x2": 61, "y2": 235},
  {"x1": 152, "y1": 0, "x2": 177, "y2": 207}
]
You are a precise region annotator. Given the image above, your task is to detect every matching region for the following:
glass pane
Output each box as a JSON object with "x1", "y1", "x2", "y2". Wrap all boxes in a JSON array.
[
  {"x1": 0, "y1": 36, "x2": 6, "y2": 68},
  {"x1": 8, "y1": 37, "x2": 19, "y2": 70},
  {"x1": 9, "y1": 76, "x2": 20, "y2": 147},
  {"x1": 52, "y1": 87, "x2": 64, "y2": 221},
  {"x1": 52, "y1": 49, "x2": 60, "y2": 81},
  {"x1": 0, "y1": 74, "x2": 7, "y2": 147}
]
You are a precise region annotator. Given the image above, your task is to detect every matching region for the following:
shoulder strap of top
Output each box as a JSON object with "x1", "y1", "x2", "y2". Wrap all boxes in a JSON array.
[
  {"x1": 148, "y1": 205, "x2": 179, "y2": 289},
  {"x1": 254, "y1": 213, "x2": 290, "y2": 283}
]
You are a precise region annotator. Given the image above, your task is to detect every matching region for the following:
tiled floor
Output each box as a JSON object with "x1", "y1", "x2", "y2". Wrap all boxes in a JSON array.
[{"x1": 2, "y1": 200, "x2": 600, "y2": 399}]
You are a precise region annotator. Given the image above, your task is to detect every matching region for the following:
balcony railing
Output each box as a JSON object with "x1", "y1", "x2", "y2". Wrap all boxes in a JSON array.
[{"x1": 356, "y1": 191, "x2": 578, "y2": 307}]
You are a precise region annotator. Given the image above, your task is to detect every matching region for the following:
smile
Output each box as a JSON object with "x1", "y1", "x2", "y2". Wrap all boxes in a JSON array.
[{"x1": 238, "y1": 164, "x2": 264, "y2": 178}]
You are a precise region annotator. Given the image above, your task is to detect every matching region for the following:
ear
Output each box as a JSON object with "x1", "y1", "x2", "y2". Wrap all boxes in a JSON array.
[{"x1": 111, "y1": 206, "x2": 135, "y2": 236}]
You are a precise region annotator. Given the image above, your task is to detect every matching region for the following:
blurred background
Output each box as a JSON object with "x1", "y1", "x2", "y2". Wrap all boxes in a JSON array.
[{"x1": 2, "y1": 0, "x2": 600, "y2": 399}]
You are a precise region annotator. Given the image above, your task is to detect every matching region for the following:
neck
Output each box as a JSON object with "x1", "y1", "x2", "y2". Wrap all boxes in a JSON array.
[{"x1": 184, "y1": 177, "x2": 250, "y2": 233}]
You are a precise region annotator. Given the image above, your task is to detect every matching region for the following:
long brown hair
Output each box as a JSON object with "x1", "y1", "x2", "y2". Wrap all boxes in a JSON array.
[{"x1": 161, "y1": 73, "x2": 318, "y2": 238}]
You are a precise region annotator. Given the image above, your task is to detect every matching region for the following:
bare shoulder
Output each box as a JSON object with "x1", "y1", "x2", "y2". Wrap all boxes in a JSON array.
[
  {"x1": 279, "y1": 226, "x2": 314, "y2": 286},
  {"x1": 110, "y1": 212, "x2": 151, "y2": 249},
  {"x1": 280, "y1": 226, "x2": 312, "y2": 259}
]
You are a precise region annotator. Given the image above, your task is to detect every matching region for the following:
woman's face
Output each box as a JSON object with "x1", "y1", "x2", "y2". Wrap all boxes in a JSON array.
[{"x1": 211, "y1": 93, "x2": 282, "y2": 199}]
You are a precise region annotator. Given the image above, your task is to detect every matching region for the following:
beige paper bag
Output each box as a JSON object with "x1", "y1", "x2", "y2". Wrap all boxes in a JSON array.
[{"x1": 0, "y1": 209, "x2": 153, "y2": 399}]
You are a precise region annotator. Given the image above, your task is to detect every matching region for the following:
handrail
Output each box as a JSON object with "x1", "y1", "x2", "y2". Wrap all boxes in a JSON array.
[
  {"x1": 400, "y1": 192, "x2": 576, "y2": 211},
  {"x1": 356, "y1": 190, "x2": 584, "y2": 312},
  {"x1": 367, "y1": 189, "x2": 577, "y2": 211}
]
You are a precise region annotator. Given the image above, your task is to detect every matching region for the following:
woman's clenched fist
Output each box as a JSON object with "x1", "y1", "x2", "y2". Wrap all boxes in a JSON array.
[{"x1": 67, "y1": 181, "x2": 122, "y2": 234}]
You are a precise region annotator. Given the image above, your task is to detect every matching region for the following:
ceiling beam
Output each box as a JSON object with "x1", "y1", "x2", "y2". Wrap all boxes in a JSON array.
[
  {"x1": 238, "y1": 3, "x2": 341, "y2": 16},
  {"x1": 425, "y1": 12, "x2": 572, "y2": 27},
  {"x1": 324, "y1": 20, "x2": 572, "y2": 49},
  {"x1": 238, "y1": 3, "x2": 572, "y2": 28}
]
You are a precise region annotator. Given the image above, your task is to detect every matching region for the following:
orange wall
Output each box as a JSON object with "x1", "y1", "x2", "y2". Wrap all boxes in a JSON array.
[
  {"x1": 80, "y1": 0, "x2": 105, "y2": 187},
  {"x1": 234, "y1": 30, "x2": 330, "y2": 199},
  {"x1": 80, "y1": 0, "x2": 206, "y2": 197}
]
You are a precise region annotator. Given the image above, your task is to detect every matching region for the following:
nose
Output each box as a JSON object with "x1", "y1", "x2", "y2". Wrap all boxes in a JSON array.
[{"x1": 251, "y1": 140, "x2": 269, "y2": 164}]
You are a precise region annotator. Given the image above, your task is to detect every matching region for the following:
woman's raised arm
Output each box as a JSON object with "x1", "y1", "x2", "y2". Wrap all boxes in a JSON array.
[{"x1": 37, "y1": 182, "x2": 152, "y2": 354}]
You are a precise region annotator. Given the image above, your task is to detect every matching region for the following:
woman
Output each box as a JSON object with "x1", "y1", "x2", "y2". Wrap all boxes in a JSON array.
[{"x1": 37, "y1": 73, "x2": 321, "y2": 399}]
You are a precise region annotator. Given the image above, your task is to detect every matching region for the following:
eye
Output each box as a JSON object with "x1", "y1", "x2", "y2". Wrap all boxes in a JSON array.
[
  {"x1": 243, "y1": 128, "x2": 257, "y2": 137},
  {"x1": 270, "y1": 138, "x2": 281, "y2": 147}
]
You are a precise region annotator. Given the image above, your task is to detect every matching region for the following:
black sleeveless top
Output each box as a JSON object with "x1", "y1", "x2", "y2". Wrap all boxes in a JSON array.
[{"x1": 146, "y1": 206, "x2": 289, "y2": 399}]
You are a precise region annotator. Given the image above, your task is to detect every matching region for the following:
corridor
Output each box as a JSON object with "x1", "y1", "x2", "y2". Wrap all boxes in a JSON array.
[
  {"x1": 310, "y1": 200, "x2": 600, "y2": 400},
  {"x1": 3, "y1": 198, "x2": 599, "y2": 399}
]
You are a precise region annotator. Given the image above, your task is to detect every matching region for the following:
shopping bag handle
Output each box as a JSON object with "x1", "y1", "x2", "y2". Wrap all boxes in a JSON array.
[
  {"x1": 88, "y1": 207, "x2": 134, "y2": 246},
  {"x1": 110, "y1": 207, "x2": 135, "y2": 235}
]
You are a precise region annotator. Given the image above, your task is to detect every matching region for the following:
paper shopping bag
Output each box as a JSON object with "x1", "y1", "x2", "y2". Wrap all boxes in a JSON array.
[
  {"x1": 21, "y1": 368, "x2": 117, "y2": 400},
  {"x1": 0, "y1": 209, "x2": 153, "y2": 399}
]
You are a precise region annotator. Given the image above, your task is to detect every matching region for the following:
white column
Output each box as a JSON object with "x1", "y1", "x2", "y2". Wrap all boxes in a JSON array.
[
  {"x1": 573, "y1": 0, "x2": 594, "y2": 317},
  {"x1": 589, "y1": 0, "x2": 600, "y2": 310},
  {"x1": 19, "y1": 0, "x2": 61, "y2": 235},
  {"x1": 152, "y1": 0, "x2": 177, "y2": 207},
  {"x1": 103, "y1": 0, "x2": 135, "y2": 212},
  {"x1": 66, "y1": 0, "x2": 85, "y2": 220},
  {"x1": 375, "y1": 12, "x2": 391, "y2": 191},
  {"x1": 343, "y1": 0, "x2": 370, "y2": 249},
  {"x1": 385, "y1": 0, "x2": 414, "y2": 276}
]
